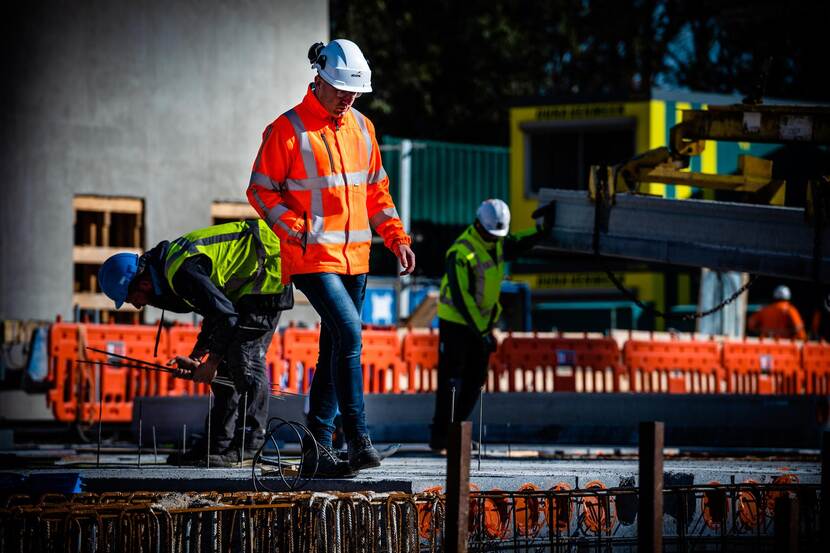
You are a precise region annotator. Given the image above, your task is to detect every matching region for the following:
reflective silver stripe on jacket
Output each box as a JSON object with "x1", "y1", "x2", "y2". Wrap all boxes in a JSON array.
[
  {"x1": 250, "y1": 188, "x2": 300, "y2": 241},
  {"x1": 249, "y1": 171, "x2": 279, "y2": 190},
  {"x1": 439, "y1": 282, "x2": 491, "y2": 319},
  {"x1": 306, "y1": 228, "x2": 373, "y2": 245},
  {"x1": 369, "y1": 207, "x2": 401, "y2": 230},
  {"x1": 284, "y1": 170, "x2": 370, "y2": 190},
  {"x1": 285, "y1": 109, "x2": 318, "y2": 179},
  {"x1": 351, "y1": 108, "x2": 373, "y2": 167},
  {"x1": 455, "y1": 239, "x2": 490, "y2": 313},
  {"x1": 367, "y1": 166, "x2": 387, "y2": 184}
]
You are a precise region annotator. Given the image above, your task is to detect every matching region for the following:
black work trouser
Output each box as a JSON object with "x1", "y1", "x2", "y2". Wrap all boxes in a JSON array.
[
  {"x1": 429, "y1": 319, "x2": 489, "y2": 449},
  {"x1": 206, "y1": 303, "x2": 281, "y2": 453}
]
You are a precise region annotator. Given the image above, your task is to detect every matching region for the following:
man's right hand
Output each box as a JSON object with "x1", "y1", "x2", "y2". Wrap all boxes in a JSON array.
[{"x1": 171, "y1": 355, "x2": 199, "y2": 377}]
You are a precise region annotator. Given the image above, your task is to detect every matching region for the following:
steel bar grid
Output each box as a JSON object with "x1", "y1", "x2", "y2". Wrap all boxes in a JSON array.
[{"x1": 0, "y1": 484, "x2": 821, "y2": 552}]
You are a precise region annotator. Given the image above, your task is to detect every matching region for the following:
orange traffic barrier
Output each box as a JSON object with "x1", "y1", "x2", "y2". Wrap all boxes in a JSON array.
[
  {"x1": 722, "y1": 339, "x2": 801, "y2": 394},
  {"x1": 544, "y1": 482, "x2": 573, "y2": 532},
  {"x1": 482, "y1": 488, "x2": 511, "y2": 539},
  {"x1": 48, "y1": 322, "x2": 169, "y2": 423},
  {"x1": 765, "y1": 474, "x2": 799, "y2": 516},
  {"x1": 361, "y1": 327, "x2": 405, "y2": 393},
  {"x1": 701, "y1": 481, "x2": 729, "y2": 529},
  {"x1": 401, "y1": 329, "x2": 439, "y2": 393},
  {"x1": 736, "y1": 479, "x2": 762, "y2": 529},
  {"x1": 265, "y1": 332, "x2": 287, "y2": 392},
  {"x1": 48, "y1": 322, "x2": 88, "y2": 422},
  {"x1": 624, "y1": 338, "x2": 722, "y2": 393},
  {"x1": 281, "y1": 325, "x2": 320, "y2": 393},
  {"x1": 417, "y1": 486, "x2": 444, "y2": 539},
  {"x1": 497, "y1": 334, "x2": 623, "y2": 393},
  {"x1": 514, "y1": 483, "x2": 543, "y2": 537},
  {"x1": 581, "y1": 480, "x2": 615, "y2": 535},
  {"x1": 802, "y1": 342, "x2": 830, "y2": 394}
]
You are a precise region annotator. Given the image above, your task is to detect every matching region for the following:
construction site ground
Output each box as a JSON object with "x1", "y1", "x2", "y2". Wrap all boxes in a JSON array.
[{"x1": 2, "y1": 443, "x2": 819, "y2": 496}]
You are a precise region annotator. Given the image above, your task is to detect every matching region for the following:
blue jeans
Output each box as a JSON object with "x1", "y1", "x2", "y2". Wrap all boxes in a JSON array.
[{"x1": 292, "y1": 273, "x2": 368, "y2": 446}]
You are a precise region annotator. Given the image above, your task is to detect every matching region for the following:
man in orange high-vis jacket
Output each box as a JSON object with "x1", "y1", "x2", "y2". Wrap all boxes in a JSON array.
[
  {"x1": 247, "y1": 39, "x2": 415, "y2": 478},
  {"x1": 747, "y1": 285, "x2": 807, "y2": 340}
]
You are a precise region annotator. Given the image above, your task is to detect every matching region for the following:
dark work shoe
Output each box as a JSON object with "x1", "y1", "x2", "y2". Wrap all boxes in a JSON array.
[
  {"x1": 348, "y1": 435, "x2": 382, "y2": 471},
  {"x1": 300, "y1": 443, "x2": 356, "y2": 478},
  {"x1": 166, "y1": 440, "x2": 212, "y2": 466},
  {"x1": 207, "y1": 447, "x2": 262, "y2": 468}
]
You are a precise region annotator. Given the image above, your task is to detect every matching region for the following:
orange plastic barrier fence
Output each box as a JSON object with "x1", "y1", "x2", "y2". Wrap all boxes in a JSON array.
[
  {"x1": 265, "y1": 332, "x2": 286, "y2": 392},
  {"x1": 361, "y1": 327, "x2": 405, "y2": 393},
  {"x1": 624, "y1": 339, "x2": 722, "y2": 393},
  {"x1": 801, "y1": 342, "x2": 830, "y2": 394},
  {"x1": 48, "y1": 322, "x2": 168, "y2": 423},
  {"x1": 497, "y1": 334, "x2": 623, "y2": 392},
  {"x1": 401, "y1": 329, "x2": 439, "y2": 393},
  {"x1": 722, "y1": 340, "x2": 801, "y2": 394},
  {"x1": 281, "y1": 326, "x2": 320, "y2": 394},
  {"x1": 47, "y1": 323, "x2": 826, "y2": 425}
]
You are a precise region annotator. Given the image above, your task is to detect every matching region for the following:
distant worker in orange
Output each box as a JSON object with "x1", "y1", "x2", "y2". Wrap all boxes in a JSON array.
[{"x1": 747, "y1": 285, "x2": 806, "y2": 340}]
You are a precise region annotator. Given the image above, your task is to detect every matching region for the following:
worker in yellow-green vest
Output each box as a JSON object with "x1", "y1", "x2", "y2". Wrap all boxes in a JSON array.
[
  {"x1": 429, "y1": 199, "x2": 547, "y2": 453},
  {"x1": 98, "y1": 219, "x2": 293, "y2": 467}
]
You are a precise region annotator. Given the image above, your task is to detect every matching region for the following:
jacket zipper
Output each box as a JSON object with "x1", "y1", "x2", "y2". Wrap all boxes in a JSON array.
[{"x1": 325, "y1": 120, "x2": 351, "y2": 273}]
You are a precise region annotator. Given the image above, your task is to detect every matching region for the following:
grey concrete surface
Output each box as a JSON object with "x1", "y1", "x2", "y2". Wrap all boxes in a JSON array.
[
  {"x1": 4, "y1": 450, "x2": 819, "y2": 494},
  {"x1": 1, "y1": 1, "x2": 328, "y2": 321}
]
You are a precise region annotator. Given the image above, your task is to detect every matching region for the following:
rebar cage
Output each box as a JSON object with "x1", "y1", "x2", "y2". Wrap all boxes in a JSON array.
[{"x1": 0, "y1": 482, "x2": 821, "y2": 552}]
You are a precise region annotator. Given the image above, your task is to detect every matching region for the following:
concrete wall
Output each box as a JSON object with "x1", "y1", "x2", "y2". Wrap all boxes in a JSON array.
[{"x1": 0, "y1": 1, "x2": 328, "y2": 321}]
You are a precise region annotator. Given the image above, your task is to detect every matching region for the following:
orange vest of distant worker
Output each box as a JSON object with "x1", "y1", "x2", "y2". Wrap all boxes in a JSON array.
[
  {"x1": 747, "y1": 300, "x2": 806, "y2": 340},
  {"x1": 247, "y1": 86, "x2": 410, "y2": 282}
]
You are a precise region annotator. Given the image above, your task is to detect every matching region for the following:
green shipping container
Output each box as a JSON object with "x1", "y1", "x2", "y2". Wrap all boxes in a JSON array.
[{"x1": 381, "y1": 136, "x2": 509, "y2": 226}]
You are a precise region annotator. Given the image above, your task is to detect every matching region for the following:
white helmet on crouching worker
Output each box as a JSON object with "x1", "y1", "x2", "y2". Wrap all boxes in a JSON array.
[
  {"x1": 773, "y1": 285, "x2": 791, "y2": 301},
  {"x1": 476, "y1": 199, "x2": 511, "y2": 238},
  {"x1": 308, "y1": 39, "x2": 372, "y2": 93}
]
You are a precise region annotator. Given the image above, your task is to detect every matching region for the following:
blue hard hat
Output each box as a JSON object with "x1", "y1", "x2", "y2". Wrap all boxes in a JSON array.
[{"x1": 98, "y1": 253, "x2": 140, "y2": 309}]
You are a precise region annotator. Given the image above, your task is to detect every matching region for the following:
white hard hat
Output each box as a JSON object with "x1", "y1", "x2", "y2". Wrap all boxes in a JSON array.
[
  {"x1": 309, "y1": 39, "x2": 372, "y2": 93},
  {"x1": 476, "y1": 199, "x2": 511, "y2": 237},
  {"x1": 773, "y1": 285, "x2": 791, "y2": 301}
]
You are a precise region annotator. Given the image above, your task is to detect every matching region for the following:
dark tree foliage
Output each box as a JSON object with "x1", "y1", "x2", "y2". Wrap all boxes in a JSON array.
[{"x1": 331, "y1": 0, "x2": 830, "y2": 145}]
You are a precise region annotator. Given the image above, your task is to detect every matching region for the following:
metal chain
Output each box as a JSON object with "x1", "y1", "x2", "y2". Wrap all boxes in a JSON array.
[{"x1": 593, "y1": 166, "x2": 757, "y2": 321}]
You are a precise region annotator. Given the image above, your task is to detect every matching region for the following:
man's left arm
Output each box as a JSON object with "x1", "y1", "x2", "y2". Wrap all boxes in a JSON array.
[
  {"x1": 503, "y1": 227, "x2": 545, "y2": 262},
  {"x1": 362, "y1": 118, "x2": 415, "y2": 274}
]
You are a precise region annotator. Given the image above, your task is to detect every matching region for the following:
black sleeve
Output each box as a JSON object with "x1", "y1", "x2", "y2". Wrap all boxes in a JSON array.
[
  {"x1": 172, "y1": 255, "x2": 239, "y2": 358},
  {"x1": 503, "y1": 228, "x2": 545, "y2": 262}
]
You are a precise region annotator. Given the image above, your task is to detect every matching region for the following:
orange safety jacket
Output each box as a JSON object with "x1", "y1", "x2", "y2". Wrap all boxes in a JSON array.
[
  {"x1": 747, "y1": 300, "x2": 807, "y2": 340},
  {"x1": 246, "y1": 86, "x2": 411, "y2": 282}
]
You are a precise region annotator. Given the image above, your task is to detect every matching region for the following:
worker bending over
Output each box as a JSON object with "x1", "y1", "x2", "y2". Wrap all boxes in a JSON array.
[
  {"x1": 747, "y1": 285, "x2": 806, "y2": 340},
  {"x1": 429, "y1": 199, "x2": 545, "y2": 453},
  {"x1": 98, "y1": 219, "x2": 293, "y2": 466}
]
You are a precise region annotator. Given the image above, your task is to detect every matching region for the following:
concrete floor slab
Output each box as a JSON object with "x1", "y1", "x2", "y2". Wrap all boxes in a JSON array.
[{"x1": 2, "y1": 444, "x2": 819, "y2": 496}]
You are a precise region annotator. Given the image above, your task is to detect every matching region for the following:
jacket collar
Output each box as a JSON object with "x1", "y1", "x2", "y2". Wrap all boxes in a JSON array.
[
  {"x1": 301, "y1": 84, "x2": 346, "y2": 126},
  {"x1": 467, "y1": 224, "x2": 498, "y2": 251}
]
